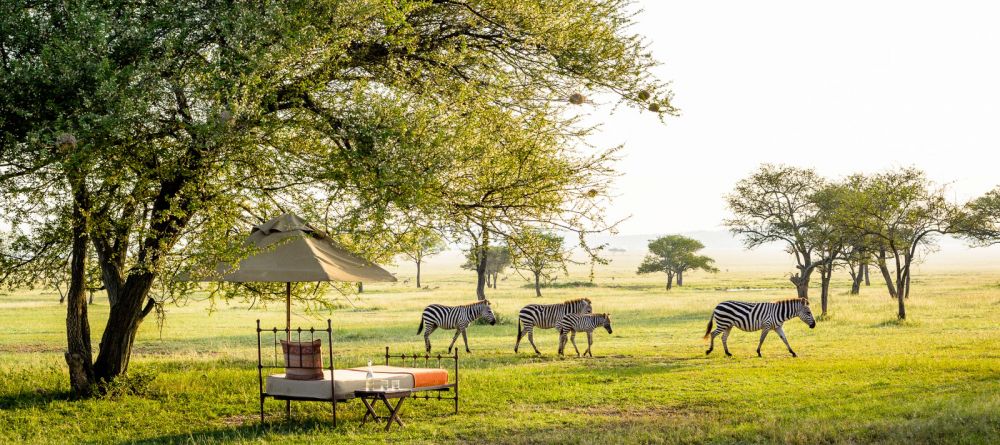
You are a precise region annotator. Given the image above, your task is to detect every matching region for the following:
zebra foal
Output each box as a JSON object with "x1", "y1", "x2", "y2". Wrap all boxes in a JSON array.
[
  {"x1": 417, "y1": 300, "x2": 497, "y2": 353},
  {"x1": 515, "y1": 298, "x2": 593, "y2": 354},
  {"x1": 704, "y1": 297, "x2": 816, "y2": 357},
  {"x1": 557, "y1": 313, "x2": 613, "y2": 357}
]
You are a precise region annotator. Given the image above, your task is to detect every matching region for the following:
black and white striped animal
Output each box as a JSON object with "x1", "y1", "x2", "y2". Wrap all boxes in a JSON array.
[
  {"x1": 417, "y1": 300, "x2": 497, "y2": 353},
  {"x1": 704, "y1": 297, "x2": 816, "y2": 357},
  {"x1": 557, "y1": 313, "x2": 613, "y2": 357},
  {"x1": 515, "y1": 298, "x2": 593, "y2": 354}
]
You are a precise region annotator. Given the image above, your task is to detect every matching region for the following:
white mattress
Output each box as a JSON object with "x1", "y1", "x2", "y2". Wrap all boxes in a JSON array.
[{"x1": 265, "y1": 369, "x2": 415, "y2": 400}]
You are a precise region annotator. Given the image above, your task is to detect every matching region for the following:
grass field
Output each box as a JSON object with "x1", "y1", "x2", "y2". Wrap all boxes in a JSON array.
[{"x1": 1, "y1": 266, "x2": 998, "y2": 444}]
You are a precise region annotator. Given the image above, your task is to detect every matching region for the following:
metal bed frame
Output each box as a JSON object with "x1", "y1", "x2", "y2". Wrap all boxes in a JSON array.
[{"x1": 255, "y1": 319, "x2": 459, "y2": 426}]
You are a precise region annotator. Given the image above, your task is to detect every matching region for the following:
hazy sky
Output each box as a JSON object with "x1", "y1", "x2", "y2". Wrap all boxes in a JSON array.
[{"x1": 586, "y1": 1, "x2": 1000, "y2": 235}]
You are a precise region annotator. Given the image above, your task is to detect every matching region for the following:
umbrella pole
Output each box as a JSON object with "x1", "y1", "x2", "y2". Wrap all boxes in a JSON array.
[{"x1": 286, "y1": 282, "x2": 291, "y2": 342}]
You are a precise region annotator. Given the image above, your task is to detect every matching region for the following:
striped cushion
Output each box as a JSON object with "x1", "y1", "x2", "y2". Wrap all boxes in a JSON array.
[{"x1": 280, "y1": 339, "x2": 323, "y2": 380}]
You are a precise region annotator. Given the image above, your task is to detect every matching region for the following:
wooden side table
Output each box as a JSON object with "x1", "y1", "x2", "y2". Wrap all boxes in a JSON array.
[{"x1": 354, "y1": 389, "x2": 412, "y2": 431}]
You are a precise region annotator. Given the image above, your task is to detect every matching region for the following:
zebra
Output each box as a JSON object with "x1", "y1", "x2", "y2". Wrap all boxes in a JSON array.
[
  {"x1": 557, "y1": 313, "x2": 613, "y2": 357},
  {"x1": 417, "y1": 300, "x2": 497, "y2": 353},
  {"x1": 514, "y1": 298, "x2": 593, "y2": 354},
  {"x1": 704, "y1": 297, "x2": 816, "y2": 357}
]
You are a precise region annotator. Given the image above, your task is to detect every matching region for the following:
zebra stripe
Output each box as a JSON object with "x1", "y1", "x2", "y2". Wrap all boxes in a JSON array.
[
  {"x1": 556, "y1": 313, "x2": 613, "y2": 357},
  {"x1": 417, "y1": 300, "x2": 496, "y2": 353},
  {"x1": 704, "y1": 298, "x2": 816, "y2": 357},
  {"x1": 515, "y1": 298, "x2": 593, "y2": 354}
]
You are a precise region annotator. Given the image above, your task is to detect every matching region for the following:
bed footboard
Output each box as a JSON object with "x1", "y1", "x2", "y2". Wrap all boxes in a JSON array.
[{"x1": 383, "y1": 346, "x2": 460, "y2": 413}]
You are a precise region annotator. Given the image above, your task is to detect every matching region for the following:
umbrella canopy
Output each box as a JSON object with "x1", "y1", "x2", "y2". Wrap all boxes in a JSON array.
[
  {"x1": 214, "y1": 213, "x2": 397, "y2": 283},
  {"x1": 205, "y1": 213, "x2": 396, "y2": 339}
]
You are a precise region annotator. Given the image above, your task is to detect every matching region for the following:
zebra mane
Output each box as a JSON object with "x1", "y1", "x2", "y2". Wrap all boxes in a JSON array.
[
  {"x1": 773, "y1": 297, "x2": 807, "y2": 304},
  {"x1": 458, "y1": 300, "x2": 489, "y2": 308},
  {"x1": 563, "y1": 297, "x2": 592, "y2": 305}
]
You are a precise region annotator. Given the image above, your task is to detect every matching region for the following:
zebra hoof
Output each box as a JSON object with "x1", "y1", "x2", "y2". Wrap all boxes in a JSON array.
[
  {"x1": 725, "y1": 352, "x2": 732, "y2": 357},
  {"x1": 791, "y1": 352, "x2": 797, "y2": 358},
  {"x1": 705, "y1": 349, "x2": 712, "y2": 355},
  {"x1": 757, "y1": 351, "x2": 762, "y2": 357}
]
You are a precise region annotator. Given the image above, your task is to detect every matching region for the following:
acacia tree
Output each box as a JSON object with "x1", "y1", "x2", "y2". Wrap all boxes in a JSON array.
[
  {"x1": 836, "y1": 169, "x2": 958, "y2": 320},
  {"x1": 511, "y1": 231, "x2": 571, "y2": 297},
  {"x1": 398, "y1": 228, "x2": 446, "y2": 288},
  {"x1": 725, "y1": 165, "x2": 829, "y2": 299},
  {"x1": 636, "y1": 235, "x2": 717, "y2": 290},
  {"x1": 957, "y1": 186, "x2": 1000, "y2": 245},
  {"x1": 0, "y1": 0, "x2": 672, "y2": 394},
  {"x1": 462, "y1": 245, "x2": 512, "y2": 292}
]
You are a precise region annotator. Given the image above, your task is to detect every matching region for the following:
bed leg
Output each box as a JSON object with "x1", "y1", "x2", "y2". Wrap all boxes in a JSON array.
[
  {"x1": 454, "y1": 350, "x2": 459, "y2": 414},
  {"x1": 332, "y1": 400, "x2": 337, "y2": 427},
  {"x1": 259, "y1": 395, "x2": 265, "y2": 423},
  {"x1": 285, "y1": 399, "x2": 291, "y2": 418}
]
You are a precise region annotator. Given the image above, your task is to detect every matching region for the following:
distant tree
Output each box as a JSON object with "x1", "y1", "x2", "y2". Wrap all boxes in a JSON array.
[
  {"x1": 835, "y1": 168, "x2": 958, "y2": 320},
  {"x1": 462, "y1": 245, "x2": 512, "y2": 292},
  {"x1": 400, "y1": 228, "x2": 447, "y2": 288},
  {"x1": 636, "y1": 235, "x2": 717, "y2": 290},
  {"x1": 957, "y1": 186, "x2": 1000, "y2": 245},
  {"x1": 725, "y1": 165, "x2": 829, "y2": 299},
  {"x1": 511, "y1": 231, "x2": 571, "y2": 297}
]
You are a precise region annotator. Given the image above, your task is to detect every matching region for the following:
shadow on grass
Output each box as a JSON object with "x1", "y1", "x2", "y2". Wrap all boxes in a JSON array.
[
  {"x1": 0, "y1": 388, "x2": 73, "y2": 410},
  {"x1": 114, "y1": 418, "x2": 335, "y2": 445},
  {"x1": 871, "y1": 318, "x2": 921, "y2": 328}
]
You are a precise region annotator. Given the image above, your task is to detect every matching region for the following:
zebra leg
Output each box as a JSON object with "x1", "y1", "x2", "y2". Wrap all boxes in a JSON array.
[
  {"x1": 722, "y1": 328, "x2": 733, "y2": 357},
  {"x1": 775, "y1": 326, "x2": 796, "y2": 357},
  {"x1": 461, "y1": 328, "x2": 471, "y2": 353},
  {"x1": 585, "y1": 331, "x2": 593, "y2": 357},
  {"x1": 424, "y1": 324, "x2": 437, "y2": 353},
  {"x1": 706, "y1": 328, "x2": 723, "y2": 355},
  {"x1": 447, "y1": 329, "x2": 462, "y2": 354},
  {"x1": 570, "y1": 331, "x2": 580, "y2": 357},
  {"x1": 756, "y1": 328, "x2": 770, "y2": 357},
  {"x1": 515, "y1": 324, "x2": 529, "y2": 353},
  {"x1": 558, "y1": 332, "x2": 567, "y2": 356},
  {"x1": 528, "y1": 329, "x2": 541, "y2": 355}
]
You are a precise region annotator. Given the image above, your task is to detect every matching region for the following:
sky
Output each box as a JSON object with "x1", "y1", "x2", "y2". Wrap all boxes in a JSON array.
[{"x1": 585, "y1": 1, "x2": 1000, "y2": 235}]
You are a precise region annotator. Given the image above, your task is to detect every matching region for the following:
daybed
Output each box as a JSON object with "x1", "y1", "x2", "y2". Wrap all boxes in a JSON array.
[{"x1": 255, "y1": 320, "x2": 459, "y2": 426}]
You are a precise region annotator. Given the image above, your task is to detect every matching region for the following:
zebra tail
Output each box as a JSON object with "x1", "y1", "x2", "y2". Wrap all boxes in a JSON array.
[
  {"x1": 703, "y1": 318, "x2": 713, "y2": 340},
  {"x1": 517, "y1": 319, "x2": 522, "y2": 336},
  {"x1": 417, "y1": 318, "x2": 424, "y2": 335}
]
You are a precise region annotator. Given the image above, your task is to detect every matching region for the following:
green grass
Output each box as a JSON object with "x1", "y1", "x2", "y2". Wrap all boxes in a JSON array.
[{"x1": 1, "y1": 268, "x2": 998, "y2": 444}]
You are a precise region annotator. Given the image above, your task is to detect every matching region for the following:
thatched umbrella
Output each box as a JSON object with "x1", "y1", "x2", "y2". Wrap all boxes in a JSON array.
[{"x1": 207, "y1": 213, "x2": 396, "y2": 338}]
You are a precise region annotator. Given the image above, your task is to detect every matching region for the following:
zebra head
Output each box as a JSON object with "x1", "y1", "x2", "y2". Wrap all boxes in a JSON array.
[
  {"x1": 480, "y1": 300, "x2": 497, "y2": 325},
  {"x1": 568, "y1": 298, "x2": 593, "y2": 314},
  {"x1": 798, "y1": 298, "x2": 816, "y2": 328},
  {"x1": 600, "y1": 313, "x2": 613, "y2": 334}
]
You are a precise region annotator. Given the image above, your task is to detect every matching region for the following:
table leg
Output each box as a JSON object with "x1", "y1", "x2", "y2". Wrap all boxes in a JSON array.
[
  {"x1": 379, "y1": 395, "x2": 406, "y2": 431},
  {"x1": 360, "y1": 397, "x2": 381, "y2": 425}
]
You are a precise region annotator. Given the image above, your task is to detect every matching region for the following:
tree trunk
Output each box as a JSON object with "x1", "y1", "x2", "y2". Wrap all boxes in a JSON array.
[
  {"x1": 790, "y1": 272, "x2": 810, "y2": 298},
  {"x1": 876, "y1": 252, "x2": 897, "y2": 298},
  {"x1": 415, "y1": 260, "x2": 421, "y2": 288},
  {"x1": 475, "y1": 227, "x2": 489, "y2": 300},
  {"x1": 665, "y1": 272, "x2": 674, "y2": 290},
  {"x1": 903, "y1": 258, "x2": 911, "y2": 299},
  {"x1": 65, "y1": 197, "x2": 94, "y2": 396},
  {"x1": 676, "y1": 269, "x2": 684, "y2": 286},
  {"x1": 879, "y1": 263, "x2": 897, "y2": 298},
  {"x1": 534, "y1": 272, "x2": 542, "y2": 297},
  {"x1": 92, "y1": 275, "x2": 156, "y2": 382},
  {"x1": 849, "y1": 266, "x2": 862, "y2": 295},
  {"x1": 820, "y1": 267, "x2": 832, "y2": 316},
  {"x1": 357, "y1": 282, "x2": 363, "y2": 293},
  {"x1": 485, "y1": 273, "x2": 491, "y2": 288},
  {"x1": 863, "y1": 263, "x2": 870, "y2": 286}
]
